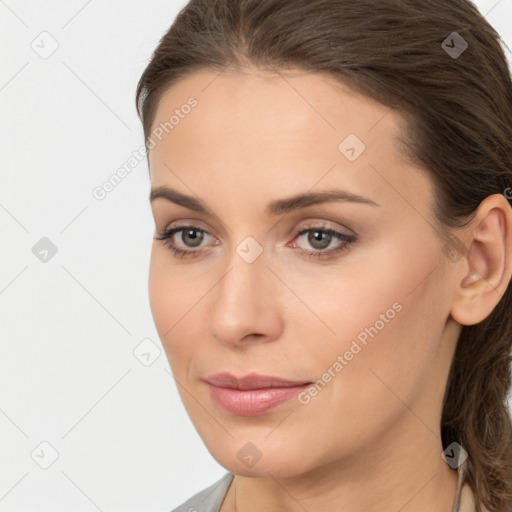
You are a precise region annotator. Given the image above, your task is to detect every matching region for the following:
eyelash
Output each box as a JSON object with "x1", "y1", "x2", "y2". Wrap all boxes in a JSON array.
[{"x1": 154, "y1": 224, "x2": 356, "y2": 260}]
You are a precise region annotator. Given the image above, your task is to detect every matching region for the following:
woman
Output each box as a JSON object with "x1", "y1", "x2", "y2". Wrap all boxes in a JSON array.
[{"x1": 136, "y1": 0, "x2": 512, "y2": 510}]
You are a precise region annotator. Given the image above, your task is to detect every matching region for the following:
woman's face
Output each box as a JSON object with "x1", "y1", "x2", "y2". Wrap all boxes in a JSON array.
[{"x1": 147, "y1": 68, "x2": 460, "y2": 477}]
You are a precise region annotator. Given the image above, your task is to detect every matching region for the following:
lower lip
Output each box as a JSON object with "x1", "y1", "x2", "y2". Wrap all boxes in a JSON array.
[{"x1": 205, "y1": 382, "x2": 311, "y2": 416}]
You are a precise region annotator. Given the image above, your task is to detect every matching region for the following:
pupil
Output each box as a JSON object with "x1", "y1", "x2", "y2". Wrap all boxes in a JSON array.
[
  {"x1": 309, "y1": 230, "x2": 330, "y2": 249},
  {"x1": 183, "y1": 229, "x2": 204, "y2": 247}
]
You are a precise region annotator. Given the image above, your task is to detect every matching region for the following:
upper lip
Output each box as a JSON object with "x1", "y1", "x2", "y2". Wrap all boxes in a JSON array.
[{"x1": 203, "y1": 372, "x2": 312, "y2": 390}]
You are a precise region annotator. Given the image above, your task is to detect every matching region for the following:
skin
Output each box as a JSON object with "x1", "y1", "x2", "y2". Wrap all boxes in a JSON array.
[{"x1": 147, "y1": 67, "x2": 512, "y2": 512}]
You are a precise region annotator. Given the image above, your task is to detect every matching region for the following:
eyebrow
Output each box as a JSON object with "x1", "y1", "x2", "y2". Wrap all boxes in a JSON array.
[{"x1": 149, "y1": 185, "x2": 380, "y2": 216}]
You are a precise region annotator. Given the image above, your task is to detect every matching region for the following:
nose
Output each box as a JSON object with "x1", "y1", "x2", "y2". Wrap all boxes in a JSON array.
[{"x1": 208, "y1": 243, "x2": 283, "y2": 348}]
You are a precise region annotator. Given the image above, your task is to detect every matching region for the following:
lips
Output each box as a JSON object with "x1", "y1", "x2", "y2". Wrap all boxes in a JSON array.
[
  {"x1": 203, "y1": 372, "x2": 312, "y2": 390},
  {"x1": 203, "y1": 372, "x2": 313, "y2": 416}
]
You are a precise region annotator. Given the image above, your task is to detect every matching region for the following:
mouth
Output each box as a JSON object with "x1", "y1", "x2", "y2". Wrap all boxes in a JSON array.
[{"x1": 202, "y1": 372, "x2": 313, "y2": 416}]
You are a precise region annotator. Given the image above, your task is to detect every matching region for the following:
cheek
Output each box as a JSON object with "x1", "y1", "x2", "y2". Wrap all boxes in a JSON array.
[
  {"x1": 148, "y1": 248, "x2": 193, "y2": 366},
  {"x1": 148, "y1": 246, "x2": 220, "y2": 378},
  {"x1": 295, "y1": 236, "x2": 440, "y2": 367},
  {"x1": 302, "y1": 247, "x2": 448, "y2": 440},
  {"x1": 148, "y1": 248, "x2": 168, "y2": 335}
]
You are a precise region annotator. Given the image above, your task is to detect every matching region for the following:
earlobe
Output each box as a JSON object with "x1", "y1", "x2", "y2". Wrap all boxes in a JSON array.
[{"x1": 450, "y1": 194, "x2": 512, "y2": 326}]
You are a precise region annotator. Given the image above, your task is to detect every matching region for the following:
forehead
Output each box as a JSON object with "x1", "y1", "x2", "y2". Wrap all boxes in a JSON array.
[
  {"x1": 150, "y1": 67, "x2": 400, "y2": 148},
  {"x1": 148, "y1": 68, "x2": 434, "y2": 220}
]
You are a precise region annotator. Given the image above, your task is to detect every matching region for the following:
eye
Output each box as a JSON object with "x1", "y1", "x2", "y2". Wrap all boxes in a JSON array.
[
  {"x1": 290, "y1": 224, "x2": 356, "y2": 259},
  {"x1": 154, "y1": 226, "x2": 213, "y2": 259}
]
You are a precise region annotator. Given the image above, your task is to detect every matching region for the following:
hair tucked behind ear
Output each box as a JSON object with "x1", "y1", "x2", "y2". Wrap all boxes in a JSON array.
[{"x1": 135, "y1": 1, "x2": 512, "y2": 509}]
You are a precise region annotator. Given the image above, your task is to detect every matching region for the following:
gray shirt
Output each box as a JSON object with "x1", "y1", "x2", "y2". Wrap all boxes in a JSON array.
[
  {"x1": 170, "y1": 460, "x2": 471, "y2": 512},
  {"x1": 171, "y1": 472, "x2": 233, "y2": 512}
]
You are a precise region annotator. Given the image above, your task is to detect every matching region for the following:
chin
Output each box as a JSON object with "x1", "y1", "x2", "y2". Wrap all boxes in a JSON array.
[{"x1": 208, "y1": 444, "x2": 314, "y2": 478}]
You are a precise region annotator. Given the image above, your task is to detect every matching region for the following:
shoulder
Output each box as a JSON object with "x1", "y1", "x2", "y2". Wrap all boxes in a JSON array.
[{"x1": 170, "y1": 472, "x2": 234, "y2": 512}]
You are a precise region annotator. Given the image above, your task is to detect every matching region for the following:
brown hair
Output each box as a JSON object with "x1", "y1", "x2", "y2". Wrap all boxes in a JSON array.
[{"x1": 135, "y1": 1, "x2": 512, "y2": 509}]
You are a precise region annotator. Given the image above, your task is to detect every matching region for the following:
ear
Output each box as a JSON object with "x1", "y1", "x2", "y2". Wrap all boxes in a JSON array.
[{"x1": 449, "y1": 193, "x2": 512, "y2": 326}]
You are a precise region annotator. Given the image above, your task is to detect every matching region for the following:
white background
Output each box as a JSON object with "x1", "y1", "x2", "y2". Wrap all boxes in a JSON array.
[{"x1": 1, "y1": 1, "x2": 512, "y2": 510}]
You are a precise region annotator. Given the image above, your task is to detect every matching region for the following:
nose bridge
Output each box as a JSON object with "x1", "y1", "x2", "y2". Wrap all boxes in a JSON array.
[
  {"x1": 209, "y1": 234, "x2": 280, "y2": 344},
  {"x1": 219, "y1": 227, "x2": 268, "y2": 292},
  {"x1": 215, "y1": 236, "x2": 267, "y2": 316}
]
